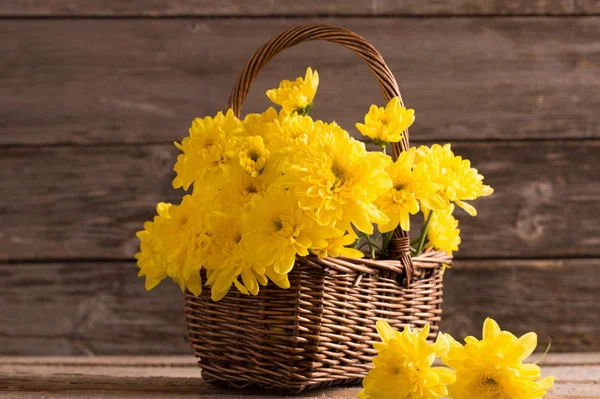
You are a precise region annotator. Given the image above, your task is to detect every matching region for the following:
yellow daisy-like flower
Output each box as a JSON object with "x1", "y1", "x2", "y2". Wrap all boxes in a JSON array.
[
  {"x1": 311, "y1": 232, "x2": 364, "y2": 259},
  {"x1": 356, "y1": 97, "x2": 415, "y2": 146},
  {"x1": 243, "y1": 106, "x2": 279, "y2": 138},
  {"x1": 239, "y1": 135, "x2": 270, "y2": 177},
  {"x1": 265, "y1": 111, "x2": 321, "y2": 166},
  {"x1": 135, "y1": 202, "x2": 171, "y2": 291},
  {"x1": 266, "y1": 67, "x2": 319, "y2": 115},
  {"x1": 376, "y1": 147, "x2": 447, "y2": 233},
  {"x1": 416, "y1": 144, "x2": 493, "y2": 216},
  {"x1": 424, "y1": 205, "x2": 461, "y2": 255},
  {"x1": 218, "y1": 163, "x2": 277, "y2": 209},
  {"x1": 135, "y1": 194, "x2": 211, "y2": 296},
  {"x1": 359, "y1": 320, "x2": 456, "y2": 399},
  {"x1": 173, "y1": 109, "x2": 243, "y2": 190},
  {"x1": 282, "y1": 126, "x2": 392, "y2": 234},
  {"x1": 442, "y1": 318, "x2": 555, "y2": 399},
  {"x1": 242, "y1": 186, "x2": 340, "y2": 276},
  {"x1": 203, "y1": 207, "x2": 268, "y2": 301},
  {"x1": 161, "y1": 194, "x2": 211, "y2": 296}
]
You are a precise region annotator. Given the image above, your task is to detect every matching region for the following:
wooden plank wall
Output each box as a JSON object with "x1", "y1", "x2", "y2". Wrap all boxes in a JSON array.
[{"x1": 1, "y1": 1, "x2": 599, "y2": 355}]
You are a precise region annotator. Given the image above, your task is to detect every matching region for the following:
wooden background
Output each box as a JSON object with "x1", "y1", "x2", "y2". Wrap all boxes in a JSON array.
[{"x1": 1, "y1": 1, "x2": 599, "y2": 355}]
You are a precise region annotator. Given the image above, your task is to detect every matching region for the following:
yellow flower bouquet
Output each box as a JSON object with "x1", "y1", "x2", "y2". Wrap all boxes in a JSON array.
[{"x1": 136, "y1": 24, "x2": 493, "y2": 391}]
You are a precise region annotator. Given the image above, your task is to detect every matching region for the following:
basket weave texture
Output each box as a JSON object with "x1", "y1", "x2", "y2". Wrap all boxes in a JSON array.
[{"x1": 184, "y1": 24, "x2": 452, "y2": 392}]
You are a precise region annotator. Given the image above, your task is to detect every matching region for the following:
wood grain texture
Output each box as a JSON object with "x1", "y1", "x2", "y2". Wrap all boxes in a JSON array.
[
  {"x1": 442, "y1": 259, "x2": 600, "y2": 353},
  {"x1": 0, "y1": 259, "x2": 598, "y2": 355},
  {"x1": 577, "y1": 0, "x2": 600, "y2": 13},
  {"x1": 0, "y1": 262, "x2": 189, "y2": 356},
  {"x1": 0, "y1": 355, "x2": 599, "y2": 398},
  {"x1": 1, "y1": 141, "x2": 598, "y2": 261},
  {"x1": 1, "y1": 17, "x2": 599, "y2": 146},
  {"x1": 3, "y1": 352, "x2": 596, "y2": 366},
  {"x1": 0, "y1": 0, "x2": 588, "y2": 17}
]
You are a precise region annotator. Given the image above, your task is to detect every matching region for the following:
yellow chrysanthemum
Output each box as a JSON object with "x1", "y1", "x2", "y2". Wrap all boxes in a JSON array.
[
  {"x1": 311, "y1": 232, "x2": 364, "y2": 259},
  {"x1": 264, "y1": 111, "x2": 320, "y2": 165},
  {"x1": 203, "y1": 206, "x2": 268, "y2": 301},
  {"x1": 243, "y1": 107, "x2": 279, "y2": 138},
  {"x1": 161, "y1": 194, "x2": 211, "y2": 295},
  {"x1": 173, "y1": 109, "x2": 243, "y2": 190},
  {"x1": 218, "y1": 163, "x2": 277, "y2": 209},
  {"x1": 424, "y1": 205, "x2": 461, "y2": 255},
  {"x1": 266, "y1": 67, "x2": 319, "y2": 115},
  {"x1": 239, "y1": 135, "x2": 270, "y2": 177},
  {"x1": 376, "y1": 148, "x2": 447, "y2": 233},
  {"x1": 135, "y1": 202, "x2": 171, "y2": 291},
  {"x1": 416, "y1": 144, "x2": 493, "y2": 216},
  {"x1": 356, "y1": 97, "x2": 415, "y2": 146},
  {"x1": 242, "y1": 186, "x2": 341, "y2": 276},
  {"x1": 443, "y1": 318, "x2": 555, "y2": 399},
  {"x1": 359, "y1": 320, "x2": 456, "y2": 399},
  {"x1": 135, "y1": 194, "x2": 211, "y2": 296},
  {"x1": 282, "y1": 126, "x2": 392, "y2": 234}
]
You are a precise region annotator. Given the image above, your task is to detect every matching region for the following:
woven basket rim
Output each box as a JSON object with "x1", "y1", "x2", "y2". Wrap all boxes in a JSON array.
[{"x1": 300, "y1": 247, "x2": 451, "y2": 278}]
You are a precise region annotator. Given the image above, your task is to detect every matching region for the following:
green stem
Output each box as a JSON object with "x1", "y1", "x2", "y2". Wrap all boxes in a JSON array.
[
  {"x1": 296, "y1": 103, "x2": 314, "y2": 116},
  {"x1": 352, "y1": 231, "x2": 366, "y2": 249},
  {"x1": 357, "y1": 242, "x2": 370, "y2": 250},
  {"x1": 380, "y1": 231, "x2": 393, "y2": 256},
  {"x1": 381, "y1": 144, "x2": 387, "y2": 155},
  {"x1": 534, "y1": 338, "x2": 552, "y2": 365},
  {"x1": 364, "y1": 234, "x2": 381, "y2": 259},
  {"x1": 416, "y1": 211, "x2": 434, "y2": 255}
]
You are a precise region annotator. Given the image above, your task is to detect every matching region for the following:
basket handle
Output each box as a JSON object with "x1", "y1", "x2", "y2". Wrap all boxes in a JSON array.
[
  {"x1": 227, "y1": 24, "x2": 410, "y2": 156},
  {"x1": 227, "y1": 24, "x2": 414, "y2": 283}
]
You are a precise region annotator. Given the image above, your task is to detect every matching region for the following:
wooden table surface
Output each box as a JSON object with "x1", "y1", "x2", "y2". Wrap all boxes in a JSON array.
[{"x1": 1, "y1": 354, "x2": 599, "y2": 398}]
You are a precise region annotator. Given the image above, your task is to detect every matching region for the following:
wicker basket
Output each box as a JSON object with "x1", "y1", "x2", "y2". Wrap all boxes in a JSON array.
[{"x1": 184, "y1": 24, "x2": 452, "y2": 392}]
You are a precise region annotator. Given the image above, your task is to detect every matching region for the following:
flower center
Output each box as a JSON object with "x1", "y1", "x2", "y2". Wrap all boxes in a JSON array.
[
  {"x1": 245, "y1": 183, "x2": 258, "y2": 194},
  {"x1": 272, "y1": 217, "x2": 284, "y2": 232},
  {"x1": 240, "y1": 137, "x2": 269, "y2": 177},
  {"x1": 233, "y1": 232, "x2": 242, "y2": 244},
  {"x1": 483, "y1": 377, "x2": 498, "y2": 387},
  {"x1": 248, "y1": 149, "x2": 261, "y2": 162},
  {"x1": 479, "y1": 375, "x2": 502, "y2": 393},
  {"x1": 390, "y1": 188, "x2": 411, "y2": 205},
  {"x1": 330, "y1": 159, "x2": 348, "y2": 189}
]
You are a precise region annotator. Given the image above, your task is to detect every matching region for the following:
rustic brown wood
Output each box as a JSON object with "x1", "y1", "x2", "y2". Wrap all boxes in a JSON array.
[
  {"x1": 442, "y1": 258, "x2": 600, "y2": 353},
  {"x1": 0, "y1": 0, "x2": 586, "y2": 16},
  {"x1": 0, "y1": 355, "x2": 599, "y2": 398},
  {"x1": 0, "y1": 259, "x2": 598, "y2": 356},
  {"x1": 1, "y1": 141, "x2": 598, "y2": 261},
  {"x1": 3, "y1": 352, "x2": 597, "y2": 366},
  {"x1": 577, "y1": 0, "x2": 600, "y2": 13},
  {"x1": 0, "y1": 262, "x2": 188, "y2": 356},
  {"x1": 1, "y1": 18, "x2": 598, "y2": 146}
]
